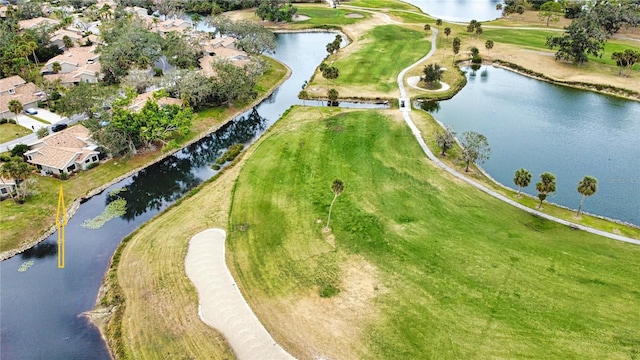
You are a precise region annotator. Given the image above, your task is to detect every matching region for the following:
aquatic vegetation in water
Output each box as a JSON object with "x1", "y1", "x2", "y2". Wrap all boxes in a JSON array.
[
  {"x1": 18, "y1": 260, "x2": 35, "y2": 272},
  {"x1": 81, "y1": 198, "x2": 127, "y2": 229},
  {"x1": 108, "y1": 187, "x2": 127, "y2": 197}
]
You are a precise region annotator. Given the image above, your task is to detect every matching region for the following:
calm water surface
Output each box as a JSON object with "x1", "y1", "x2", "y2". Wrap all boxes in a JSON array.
[
  {"x1": 402, "y1": 0, "x2": 503, "y2": 22},
  {"x1": 428, "y1": 66, "x2": 640, "y2": 226}
]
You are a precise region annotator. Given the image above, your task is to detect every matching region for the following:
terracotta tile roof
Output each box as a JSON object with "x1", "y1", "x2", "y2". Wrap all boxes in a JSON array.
[
  {"x1": 0, "y1": 82, "x2": 42, "y2": 114},
  {"x1": 18, "y1": 17, "x2": 60, "y2": 30},
  {"x1": 0, "y1": 75, "x2": 26, "y2": 93},
  {"x1": 51, "y1": 29, "x2": 83, "y2": 43},
  {"x1": 25, "y1": 125, "x2": 98, "y2": 171},
  {"x1": 45, "y1": 45, "x2": 99, "y2": 69},
  {"x1": 128, "y1": 91, "x2": 182, "y2": 112}
]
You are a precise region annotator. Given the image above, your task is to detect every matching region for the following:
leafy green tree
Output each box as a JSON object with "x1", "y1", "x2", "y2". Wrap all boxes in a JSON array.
[
  {"x1": 546, "y1": 16, "x2": 606, "y2": 63},
  {"x1": 208, "y1": 16, "x2": 276, "y2": 54},
  {"x1": 461, "y1": 131, "x2": 490, "y2": 172},
  {"x1": 322, "y1": 65, "x2": 340, "y2": 81},
  {"x1": 56, "y1": 82, "x2": 111, "y2": 118},
  {"x1": 8, "y1": 99, "x2": 23, "y2": 122},
  {"x1": 10, "y1": 144, "x2": 29, "y2": 157},
  {"x1": 62, "y1": 35, "x2": 74, "y2": 48},
  {"x1": 435, "y1": 126, "x2": 456, "y2": 156},
  {"x1": 0, "y1": 159, "x2": 33, "y2": 203},
  {"x1": 516, "y1": 5, "x2": 525, "y2": 17},
  {"x1": 422, "y1": 63, "x2": 442, "y2": 85},
  {"x1": 161, "y1": 32, "x2": 202, "y2": 69},
  {"x1": 191, "y1": 13, "x2": 202, "y2": 29},
  {"x1": 513, "y1": 168, "x2": 532, "y2": 196},
  {"x1": 327, "y1": 88, "x2": 339, "y2": 106},
  {"x1": 424, "y1": 24, "x2": 431, "y2": 32},
  {"x1": 535, "y1": 172, "x2": 556, "y2": 209},
  {"x1": 325, "y1": 179, "x2": 344, "y2": 231},
  {"x1": 256, "y1": 0, "x2": 297, "y2": 22},
  {"x1": 36, "y1": 127, "x2": 49, "y2": 138},
  {"x1": 576, "y1": 175, "x2": 597, "y2": 216},
  {"x1": 436, "y1": 19, "x2": 442, "y2": 26},
  {"x1": 539, "y1": 1, "x2": 563, "y2": 26}
]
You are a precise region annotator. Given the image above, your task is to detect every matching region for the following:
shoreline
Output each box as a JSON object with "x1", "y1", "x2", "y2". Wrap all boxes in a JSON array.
[{"x1": 0, "y1": 58, "x2": 292, "y2": 262}]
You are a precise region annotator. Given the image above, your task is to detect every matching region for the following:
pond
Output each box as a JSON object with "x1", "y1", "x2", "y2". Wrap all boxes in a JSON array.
[
  {"x1": 425, "y1": 66, "x2": 640, "y2": 226},
  {"x1": 402, "y1": 0, "x2": 503, "y2": 22},
  {"x1": 0, "y1": 31, "x2": 384, "y2": 360}
]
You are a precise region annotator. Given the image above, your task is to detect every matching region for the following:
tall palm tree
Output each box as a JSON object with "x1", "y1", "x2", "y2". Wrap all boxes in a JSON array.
[
  {"x1": 325, "y1": 179, "x2": 345, "y2": 231},
  {"x1": 576, "y1": 176, "x2": 598, "y2": 216},
  {"x1": 8, "y1": 99, "x2": 23, "y2": 122},
  {"x1": 535, "y1": 172, "x2": 556, "y2": 209},
  {"x1": 1, "y1": 160, "x2": 33, "y2": 203},
  {"x1": 513, "y1": 168, "x2": 531, "y2": 196},
  {"x1": 52, "y1": 61, "x2": 62, "y2": 74}
]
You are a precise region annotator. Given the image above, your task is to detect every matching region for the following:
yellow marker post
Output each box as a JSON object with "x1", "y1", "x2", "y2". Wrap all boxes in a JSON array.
[{"x1": 56, "y1": 184, "x2": 67, "y2": 268}]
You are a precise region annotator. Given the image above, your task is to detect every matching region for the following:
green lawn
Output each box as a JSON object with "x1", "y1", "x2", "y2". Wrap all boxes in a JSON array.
[
  {"x1": 228, "y1": 107, "x2": 640, "y2": 359},
  {"x1": 0, "y1": 123, "x2": 31, "y2": 143},
  {"x1": 482, "y1": 28, "x2": 558, "y2": 49},
  {"x1": 326, "y1": 25, "x2": 430, "y2": 93}
]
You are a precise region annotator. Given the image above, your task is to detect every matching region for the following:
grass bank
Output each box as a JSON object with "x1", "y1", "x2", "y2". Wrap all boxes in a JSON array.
[
  {"x1": 307, "y1": 24, "x2": 429, "y2": 98},
  {"x1": 0, "y1": 123, "x2": 31, "y2": 143},
  {"x1": 227, "y1": 107, "x2": 640, "y2": 358},
  {"x1": 0, "y1": 56, "x2": 288, "y2": 258}
]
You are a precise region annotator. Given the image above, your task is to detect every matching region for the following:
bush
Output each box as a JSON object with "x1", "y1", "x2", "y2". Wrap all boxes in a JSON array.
[
  {"x1": 10, "y1": 144, "x2": 29, "y2": 157},
  {"x1": 471, "y1": 55, "x2": 482, "y2": 64},
  {"x1": 37, "y1": 128, "x2": 49, "y2": 138},
  {"x1": 211, "y1": 164, "x2": 221, "y2": 170},
  {"x1": 86, "y1": 162, "x2": 99, "y2": 170},
  {"x1": 60, "y1": 172, "x2": 69, "y2": 180}
]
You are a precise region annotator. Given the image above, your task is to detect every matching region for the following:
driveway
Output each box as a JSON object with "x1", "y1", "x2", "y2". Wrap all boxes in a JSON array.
[
  {"x1": 15, "y1": 114, "x2": 49, "y2": 131},
  {"x1": 33, "y1": 108, "x2": 65, "y2": 124}
]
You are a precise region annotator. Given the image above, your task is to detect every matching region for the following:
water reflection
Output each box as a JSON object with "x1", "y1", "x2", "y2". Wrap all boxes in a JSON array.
[
  {"x1": 20, "y1": 241, "x2": 57, "y2": 259},
  {"x1": 107, "y1": 107, "x2": 267, "y2": 222}
]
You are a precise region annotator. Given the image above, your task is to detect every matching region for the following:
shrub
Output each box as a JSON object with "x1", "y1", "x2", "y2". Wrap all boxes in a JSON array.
[
  {"x1": 471, "y1": 55, "x2": 482, "y2": 64},
  {"x1": 86, "y1": 162, "x2": 99, "y2": 170},
  {"x1": 37, "y1": 128, "x2": 49, "y2": 138},
  {"x1": 10, "y1": 144, "x2": 29, "y2": 157},
  {"x1": 60, "y1": 172, "x2": 69, "y2": 180}
]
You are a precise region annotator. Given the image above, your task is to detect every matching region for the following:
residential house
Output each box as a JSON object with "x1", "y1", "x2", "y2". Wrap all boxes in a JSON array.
[
  {"x1": 157, "y1": 18, "x2": 192, "y2": 34},
  {"x1": 0, "y1": 5, "x2": 7, "y2": 18},
  {"x1": 18, "y1": 17, "x2": 60, "y2": 30},
  {"x1": 24, "y1": 125, "x2": 100, "y2": 176},
  {"x1": 0, "y1": 176, "x2": 16, "y2": 199},
  {"x1": 50, "y1": 29, "x2": 83, "y2": 50},
  {"x1": 199, "y1": 36, "x2": 249, "y2": 76},
  {"x1": 128, "y1": 91, "x2": 182, "y2": 112},
  {"x1": 42, "y1": 45, "x2": 102, "y2": 85},
  {"x1": 0, "y1": 76, "x2": 44, "y2": 119}
]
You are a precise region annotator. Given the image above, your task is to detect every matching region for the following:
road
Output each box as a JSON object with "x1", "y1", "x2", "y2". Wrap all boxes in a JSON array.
[{"x1": 0, "y1": 113, "x2": 86, "y2": 152}]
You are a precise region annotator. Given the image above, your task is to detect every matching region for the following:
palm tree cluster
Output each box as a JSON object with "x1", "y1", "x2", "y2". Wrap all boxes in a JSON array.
[{"x1": 513, "y1": 169, "x2": 598, "y2": 215}]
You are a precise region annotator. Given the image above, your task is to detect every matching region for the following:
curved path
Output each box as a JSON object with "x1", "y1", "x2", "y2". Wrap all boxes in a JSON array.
[
  {"x1": 398, "y1": 28, "x2": 640, "y2": 246},
  {"x1": 185, "y1": 229, "x2": 296, "y2": 360}
]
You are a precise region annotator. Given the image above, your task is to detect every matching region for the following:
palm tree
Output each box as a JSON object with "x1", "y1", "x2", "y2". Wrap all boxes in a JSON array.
[
  {"x1": 535, "y1": 172, "x2": 556, "y2": 209},
  {"x1": 8, "y1": 100, "x2": 23, "y2": 122},
  {"x1": 513, "y1": 168, "x2": 531, "y2": 196},
  {"x1": 298, "y1": 90, "x2": 309, "y2": 105},
  {"x1": 485, "y1": 39, "x2": 494, "y2": 57},
  {"x1": 327, "y1": 88, "x2": 339, "y2": 106},
  {"x1": 496, "y1": 3, "x2": 503, "y2": 17},
  {"x1": 576, "y1": 176, "x2": 598, "y2": 216},
  {"x1": 452, "y1": 37, "x2": 461, "y2": 63},
  {"x1": 1, "y1": 160, "x2": 33, "y2": 203},
  {"x1": 444, "y1": 27, "x2": 451, "y2": 41},
  {"x1": 52, "y1": 61, "x2": 62, "y2": 74},
  {"x1": 436, "y1": 19, "x2": 442, "y2": 26},
  {"x1": 325, "y1": 179, "x2": 345, "y2": 231}
]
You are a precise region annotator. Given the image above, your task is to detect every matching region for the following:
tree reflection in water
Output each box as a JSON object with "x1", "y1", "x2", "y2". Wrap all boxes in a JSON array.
[
  {"x1": 107, "y1": 107, "x2": 267, "y2": 221},
  {"x1": 21, "y1": 241, "x2": 57, "y2": 259}
]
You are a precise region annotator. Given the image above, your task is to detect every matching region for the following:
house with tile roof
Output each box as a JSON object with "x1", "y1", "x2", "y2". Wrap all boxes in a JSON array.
[
  {"x1": 128, "y1": 91, "x2": 182, "y2": 112},
  {"x1": 0, "y1": 75, "x2": 44, "y2": 119},
  {"x1": 42, "y1": 45, "x2": 102, "y2": 85},
  {"x1": 0, "y1": 176, "x2": 16, "y2": 199},
  {"x1": 18, "y1": 16, "x2": 60, "y2": 30},
  {"x1": 24, "y1": 125, "x2": 100, "y2": 176},
  {"x1": 50, "y1": 29, "x2": 83, "y2": 50}
]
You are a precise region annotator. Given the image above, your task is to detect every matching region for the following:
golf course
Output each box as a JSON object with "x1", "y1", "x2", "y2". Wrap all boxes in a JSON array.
[{"x1": 98, "y1": 0, "x2": 640, "y2": 359}]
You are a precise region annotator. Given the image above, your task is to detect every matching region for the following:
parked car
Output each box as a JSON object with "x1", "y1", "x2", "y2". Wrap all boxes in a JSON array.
[
  {"x1": 25, "y1": 108, "x2": 38, "y2": 115},
  {"x1": 51, "y1": 123, "x2": 68, "y2": 132}
]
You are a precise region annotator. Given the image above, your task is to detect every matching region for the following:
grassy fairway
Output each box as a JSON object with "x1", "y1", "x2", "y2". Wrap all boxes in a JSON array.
[
  {"x1": 294, "y1": 6, "x2": 371, "y2": 26},
  {"x1": 310, "y1": 25, "x2": 428, "y2": 96},
  {"x1": 228, "y1": 107, "x2": 640, "y2": 359}
]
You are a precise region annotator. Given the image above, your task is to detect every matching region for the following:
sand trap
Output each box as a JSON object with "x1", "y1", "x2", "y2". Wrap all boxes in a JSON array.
[
  {"x1": 345, "y1": 13, "x2": 364, "y2": 18},
  {"x1": 292, "y1": 14, "x2": 310, "y2": 21},
  {"x1": 185, "y1": 229, "x2": 295, "y2": 360},
  {"x1": 407, "y1": 76, "x2": 450, "y2": 92}
]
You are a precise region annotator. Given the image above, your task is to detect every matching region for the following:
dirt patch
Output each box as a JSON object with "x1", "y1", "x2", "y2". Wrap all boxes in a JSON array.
[
  {"x1": 257, "y1": 256, "x2": 385, "y2": 360},
  {"x1": 345, "y1": 13, "x2": 364, "y2": 18}
]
